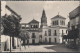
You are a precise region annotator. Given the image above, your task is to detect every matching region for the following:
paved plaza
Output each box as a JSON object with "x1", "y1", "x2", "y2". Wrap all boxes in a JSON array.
[{"x1": 2, "y1": 44, "x2": 79, "y2": 52}]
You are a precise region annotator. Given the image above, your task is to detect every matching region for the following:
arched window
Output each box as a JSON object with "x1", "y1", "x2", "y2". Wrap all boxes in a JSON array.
[
  {"x1": 34, "y1": 25, "x2": 35, "y2": 28},
  {"x1": 36, "y1": 25, "x2": 38, "y2": 28}
]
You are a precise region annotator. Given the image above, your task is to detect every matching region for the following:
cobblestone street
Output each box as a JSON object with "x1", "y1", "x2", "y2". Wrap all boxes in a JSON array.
[{"x1": 3, "y1": 44, "x2": 79, "y2": 52}]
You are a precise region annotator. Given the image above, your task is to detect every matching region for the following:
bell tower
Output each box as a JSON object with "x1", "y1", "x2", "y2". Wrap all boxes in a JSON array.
[{"x1": 40, "y1": 9, "x2": 47, "y2": 28}]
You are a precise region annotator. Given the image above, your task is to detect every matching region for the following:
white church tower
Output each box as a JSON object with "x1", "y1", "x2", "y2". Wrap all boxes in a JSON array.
[{"x1": 40, "y1": 9, "x2": 49, "y2": 43}]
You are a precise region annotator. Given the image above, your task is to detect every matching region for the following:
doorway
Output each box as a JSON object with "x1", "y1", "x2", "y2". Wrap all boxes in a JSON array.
[
  {"x1": 49, "y1": 38, "x2": 51, "y2": 43},
  {"x1": 32, "y1": 39, "x2": 35, "y2": 44}
]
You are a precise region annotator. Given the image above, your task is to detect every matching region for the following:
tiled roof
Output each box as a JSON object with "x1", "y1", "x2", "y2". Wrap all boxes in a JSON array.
[
  {"x1": 51, "y1": 15, "x2": 66, "y2": 19},
  {"x1": 69, "y1": 6, "x2": 80, "y2": 19},
  {"x1": 28, "y1": 19, "x2": 39, "y2": 24}
]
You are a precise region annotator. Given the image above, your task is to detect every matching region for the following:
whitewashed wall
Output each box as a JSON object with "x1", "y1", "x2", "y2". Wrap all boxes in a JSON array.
[
  {"x1": 28, "y1": 32, "x2": 39, "y2": 44},
  {"x1": 1, "y1": 1, "x2": 11, "y2": 16}
]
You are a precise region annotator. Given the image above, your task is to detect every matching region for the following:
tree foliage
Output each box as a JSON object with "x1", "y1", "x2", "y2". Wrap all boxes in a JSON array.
[
  {"x1": 2, "y1": 14, "x2": 21, "y2": 37},
  {"x1": 19, "y1": 30, "x2": 30, "y2": 40}
]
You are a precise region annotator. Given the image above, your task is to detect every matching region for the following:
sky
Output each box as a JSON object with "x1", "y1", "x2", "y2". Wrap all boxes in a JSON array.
[{"x1": 3, "y1": 1, "x2": 80, "y2": 26}]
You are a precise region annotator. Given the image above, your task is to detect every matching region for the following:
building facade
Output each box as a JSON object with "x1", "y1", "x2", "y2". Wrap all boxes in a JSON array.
[
  {"x1": 42, "y1": 13, "x2": 68, "y2": 44},
  {"x1": 67, "y1": 5, "x2": 80, "y2": 48},
  {"x1": 21, "y1": 19, "x2": 40, "y2": 45},
  {"x1": 21, "y1": 10, "x2": 68, "y2": 44}
]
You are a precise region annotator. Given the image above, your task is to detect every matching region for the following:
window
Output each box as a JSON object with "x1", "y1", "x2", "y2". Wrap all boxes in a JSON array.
[
  {"x1": 31, "y1": 25, "x2": 34, "y2": 28},
  {"x1": 49, "y1": 38, "x2": 51, "y2": 43},
  {"x1": 56, "y1": 20, "x2": 58, "y2": 25},
  {"x1": 60, "y1": 20, "x2": 62, "y2": 25},
  {"x1": 62, "y1": 21, "x2": 63, "y2": 25},
  {"x1": 32, "y1": 33, "x2": 36, "y2": 38},
  {"x1": 61, "y1": 21, "x2": 65, "y2": 25},
  {"x1": 36, "y1": 25, "x2": 38, "y2": 28},
  {"x1": 45, "y1": 38, "x2": 47, "y2": 43},
  {"x1": 54, "y1": 30, "x2": 57, "y2": 36},
  {"x1": 60, "y1": 20, "x2": 65, "y2": 25},
  {"x1": 39, "y1": 35, "x2": 42, "y2": 38},
  {"x1": 62, "y1": 30, "x2": 63, "y2": 35},
  {"x1": 53, "y1": 21, "x2": 54, "y2": 25},
  {"x1": 55, "y1": 21, "x2": 56, "y2": 25},
  {"x1": 45, "y1": 31, "x2": 47, "y2": 36},
  {"x1": 48, "y1": 29, "x2": 51, "y2": 36},
  {"x1": 53, "y1": 20, "x2": 58, "y2": 25},
  {"x1": 64, "y1": 21, "x2": 65, "y2": 25},
  {"x1": 54, "y1": 38, "x2": 57, "y2": 43},
  {"x1": 66, "y1": 30, "x2": 67, "y2": 34},
  {"x1": 34, "y1": 25, "x2": 35, "y2": 28},
  {"x1": 31, "y1": 25, "x2": 32, "y2": 28}
]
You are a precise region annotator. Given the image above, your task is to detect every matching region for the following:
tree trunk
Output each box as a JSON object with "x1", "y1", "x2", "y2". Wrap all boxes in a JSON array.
[
  {"x1": 28, "y1": 39, "x2": 29, "y2": 48},
  {"x1": 10, "y1": 35, "x2": 11, "y2": 52}
]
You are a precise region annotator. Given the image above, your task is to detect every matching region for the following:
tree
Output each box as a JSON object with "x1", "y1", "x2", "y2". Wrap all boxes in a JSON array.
[
  {"x1": 2, "y1": 14, "x2": 21, "y2": 36},
  {"x1": 2, "y1": 14, "x2": 21, "y2": 52},
  {"x1": 19, "y1": 29, "x2": 30, "y2": 48}
]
